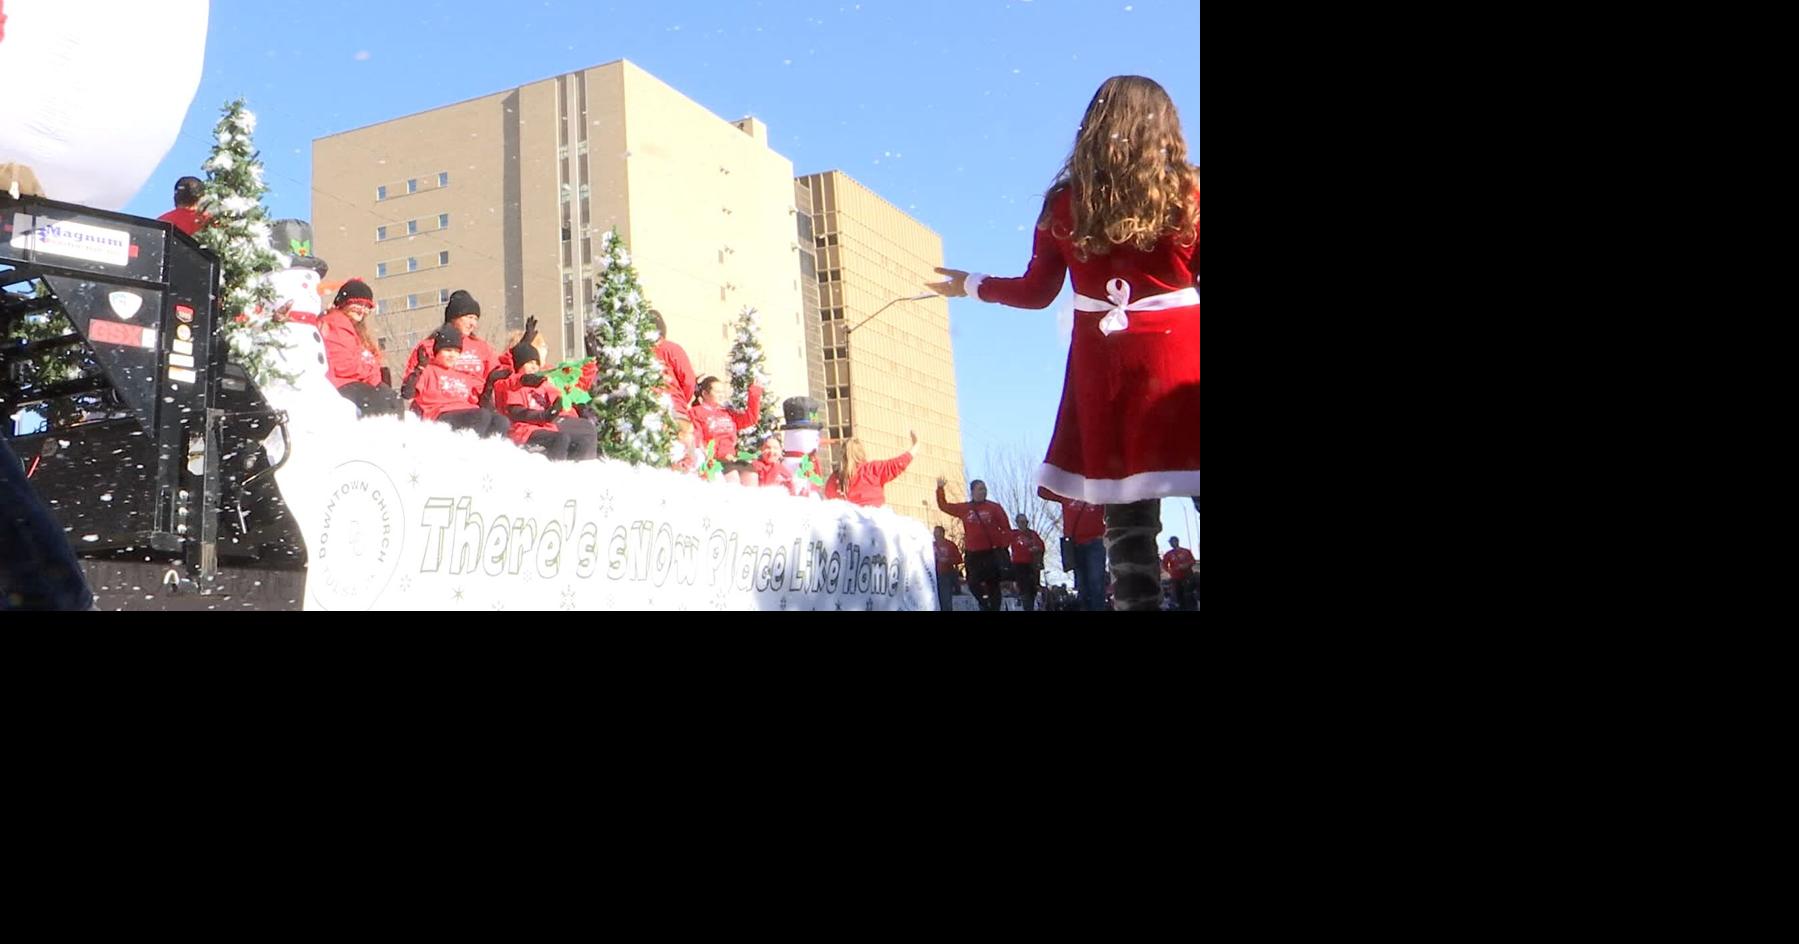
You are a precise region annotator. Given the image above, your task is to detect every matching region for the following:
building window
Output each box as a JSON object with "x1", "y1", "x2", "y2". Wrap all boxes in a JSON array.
[
  {"x1": 407, "y1": 257, "x2": 419, "y2": 273},
  {"x1": 376, "y1": 262, "x2": 388, "y2": 278},
  {"x1": 407, "y1": 219, "x2": 419, "y2": 235},
  {"x1": 581, "y1": 237, "x2": 592, "y2": 266},
  {"x1": 439, "y1": 288, "x2": 450, "y2": 304},
  {"x1": 376, "y1": 185, "x2": 387, "y2": 201},
  {"x1": 376, "y1": 299, "x2": 388, "y2": 314},
  {"x1": 407, "y1": 294, "x2": 418, "y2": 310},
  {"x1": 376, "y1": 225, "x2": 387, "y2": 241},
  {"x1": 438, "y1": 251, "x2": 450, "y2": 266},
  {"x1": 407, "y1": 178, "x2": 418, "y2": 194},
  {"x1": 438, "y1": 213, "x2": 450, "y2": 229},
  {"x1": 438, "y1": 172, "x2": 450, "y2": 188},
  {"x1": 377, "y1": 338, "x2": 388, "y2": 351}
]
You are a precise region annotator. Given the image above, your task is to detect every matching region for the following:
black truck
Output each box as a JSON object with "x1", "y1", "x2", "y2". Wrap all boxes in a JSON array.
[{"x1": 2, "y1": 193, "x2": 307, "y2": 610}]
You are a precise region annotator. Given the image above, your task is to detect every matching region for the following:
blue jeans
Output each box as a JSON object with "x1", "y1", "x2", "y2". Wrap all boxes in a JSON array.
[{"x1": 1070, "y1": 539, "x2": 1107, "y2": 611}]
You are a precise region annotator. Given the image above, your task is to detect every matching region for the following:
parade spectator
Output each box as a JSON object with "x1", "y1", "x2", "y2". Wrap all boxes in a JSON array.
[
  {"x1": 936, "y1": 477, "x2": 1013, "y2": 612},
  {"x1": 933, "y1": 525, "x2": 963, "y2": 613}
]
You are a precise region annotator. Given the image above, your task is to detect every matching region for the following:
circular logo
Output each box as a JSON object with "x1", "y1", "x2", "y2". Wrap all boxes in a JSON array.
[{"x1": 310, "y1": 460, "x2": 405, "y2": 610}]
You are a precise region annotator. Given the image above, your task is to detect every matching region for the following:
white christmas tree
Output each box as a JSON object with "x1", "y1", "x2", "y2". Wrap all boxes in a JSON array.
[
  {"x1": 585, "y1": 228, "x2": 673, "y2": 466},
  {"x1": 724, "y1": 305, "x2": 781, "y2": 461},
  {"x1": 195, "y1": 98, "x2": 292, "y2": 385}
]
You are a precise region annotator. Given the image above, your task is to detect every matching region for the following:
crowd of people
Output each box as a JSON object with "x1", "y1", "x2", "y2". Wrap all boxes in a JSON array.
[{"x1": 930, "y1": 479, "x2": 1200, "y2": 612}]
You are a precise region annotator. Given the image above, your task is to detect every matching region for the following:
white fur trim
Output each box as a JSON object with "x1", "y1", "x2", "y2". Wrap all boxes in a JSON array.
[
  {"x1": 965, "y1": 272, "x2": 989, "y2": 301},
  {"x1": 1036, "y1": 463, "x2": 1201, "y2": 505}
]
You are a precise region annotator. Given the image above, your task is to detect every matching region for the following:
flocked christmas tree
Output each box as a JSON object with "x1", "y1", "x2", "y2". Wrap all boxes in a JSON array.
[
  {"x1": 196, "y1": 98, "x2": 291, "y2": 385},
  {"x1": 724, "y1": 305, "x2": 781, "y2": 461},
  {"x1": 585, "y1": 228, "x2": 673, "y2": 466}
]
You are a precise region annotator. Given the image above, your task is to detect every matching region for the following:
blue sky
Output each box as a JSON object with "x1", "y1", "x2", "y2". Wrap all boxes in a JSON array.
[{"x1": 123, "y1": 0, "x2": 1201, "y2": 555}]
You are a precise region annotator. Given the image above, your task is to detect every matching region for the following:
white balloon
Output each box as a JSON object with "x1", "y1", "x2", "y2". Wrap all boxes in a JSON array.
[{"x1": 0, "y1": 0, "x2": 210, "y2": 209}]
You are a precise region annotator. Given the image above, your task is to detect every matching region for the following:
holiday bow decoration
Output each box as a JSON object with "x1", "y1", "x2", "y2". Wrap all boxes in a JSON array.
[
  {"x1": 542, "y1": 356, "x2": 599, "y2": 412},
  {"x1": 699, "y1": 440, "x2": 724, "y2": 482}
]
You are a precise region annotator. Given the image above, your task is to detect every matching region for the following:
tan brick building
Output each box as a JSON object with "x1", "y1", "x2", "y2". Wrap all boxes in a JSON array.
[{"x1": 797, "y1": 171, "x2": 966, "y2": 530}]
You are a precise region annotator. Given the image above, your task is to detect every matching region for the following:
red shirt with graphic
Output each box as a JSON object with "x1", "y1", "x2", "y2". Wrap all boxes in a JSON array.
[
  {"x1": 1162, "y1": 548, "x2": 1196, "y2": 580},
  {"x1": 321, "y1": 308, "x2": 382, "y2": 388},
  {"x1": 411, "y1": 363, "x2": 479, "y2": 421},
  {"x1": 1041, "y1": 488, "x2": 1105, "y2": 544},
  {"x1": 934, "y1": 536, "x2": 964, "y2": 573},
  {"x1": 936, "y1": 485, "x2": 1013, "y2": 552},
  {"x1": 1009, "y1": 528, "x2": 1046, "y2": 567}
]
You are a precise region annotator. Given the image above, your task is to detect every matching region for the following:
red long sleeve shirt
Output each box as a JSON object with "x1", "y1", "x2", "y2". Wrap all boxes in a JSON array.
[
  {"x1": 654, "y1": 339, "x2": 696, "y2": 412},
  {"x1": 824, "y1": 452, "x2": 913, "y2": 507},
  {"x1": 934, "y1": 537, "x2": 964, "y2": 573},
  {"x1": 1162, "y1": 548, "x2": 1195, "y2": 580},
  {"x1": 321, "y1": 308, "x2": 382, "y2": 388},
  {"x1": 404, "y1": 332, "x2": 499, "y2": 399},
  {"x1": 1041, "y1": 488, "x2": 1105, "y2": 544},
  {"x1": 411, "y1": 363, "x2": 480, "y2": 421},
  {"x1": 690, "y1": 384, "x2": 761, "y2": 465},
  {"x1": 936, "y1": 485, "x2": 1013, "y2": 552},
  {"x1": 1009, "y1": 528, "x2": 1046, "y2": 566}
]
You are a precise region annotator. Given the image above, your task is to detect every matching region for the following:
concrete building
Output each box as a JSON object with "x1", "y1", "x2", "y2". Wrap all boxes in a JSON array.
[{"x1": 796, "y1": 171, "x2": 965, "y2": 529}]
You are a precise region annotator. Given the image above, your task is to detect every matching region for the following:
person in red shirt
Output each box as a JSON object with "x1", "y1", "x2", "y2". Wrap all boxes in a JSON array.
[
  {"x1": 929, "y1": 76, "x2": 1200, "y2": 611},
  {"x1": 824, "y1": 431, "x2": 918, "y2": 507},
  {"x1": 401, "y1": 290, "x2": 500, "y2": 408},
  {"x1": 1041, "y1": 487, "x2": 1107, "y2": 612},
  {"x1": 411, "y1": 326, "x2": 511, "y2": 439},
  {"x1": 1007, "y1": 514, "x2": 1047, "y2": 611},
  {"x1": 319, "y1": 279, "x2": 401, "y2": 416},
  {"x1": 936, "y1": 477, "x2": 1013, "y2": 612},
  {"x1": 751, "y1": 436, "x2": 795, "y2": 491},
  {"x1": 648, "y1": 310, "x2": 695, "y2": 417},
  {"x1": 156, "y1": 176, "x2": 209, "y2": 236},
  {"x1": 1161, "y1": 536, "x2": 1197, "y2": 611},
  {"x1": 496, "y1": 337, "x2": 598, "y2": 461},
  {"x1": 933, "y1": 525, "x2": 964, "y2": 613},
  {"x1": 689, "y1": 375, "x2": 762, "y2": 486}
]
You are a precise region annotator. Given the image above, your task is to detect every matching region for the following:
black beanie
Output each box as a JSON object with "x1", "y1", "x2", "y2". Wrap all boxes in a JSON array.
[
  {"x1": 432, "y1": 324, "x2": 464, "y2": 352},
  {"x1": 334, "y1": 279, "x2": 374, "y2": 307},
  {"x1": 444, "y1": 290, "x2": 480, "y2": 321},
  {"x1": 510, "y1": 340, "x2": 541, "y2": 368}
]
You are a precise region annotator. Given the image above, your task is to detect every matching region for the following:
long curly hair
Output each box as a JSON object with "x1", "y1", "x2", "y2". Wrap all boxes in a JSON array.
[{"x1": 1042, "y1": 75, "x2": 1200, "y2": 261}]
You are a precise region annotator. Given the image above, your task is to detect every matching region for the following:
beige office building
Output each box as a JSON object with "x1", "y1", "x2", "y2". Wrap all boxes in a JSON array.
[
  {"x1": 797, "y1": 171, "x2": 966, "y2": 530},
  {"x1": 311, "y1": 60, "x2": 808, "y2": 399}
]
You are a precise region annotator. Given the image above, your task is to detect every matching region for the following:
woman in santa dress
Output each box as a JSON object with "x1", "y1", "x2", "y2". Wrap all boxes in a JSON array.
[{"x1": 929, "y1": 75, "x2": 1199, "y2": 612}]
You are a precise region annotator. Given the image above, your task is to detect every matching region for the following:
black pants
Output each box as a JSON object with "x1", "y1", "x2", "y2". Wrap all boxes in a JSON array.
[
  {"x1": 937, "y1": 570, "x2": 959, "y2": 612},
  {"x1": 965, "y1": 549, "x2": 1005, "y2": 612},
  {"x1": 526, "y1": 429, "x2": 573, "y2": 460},
  {"x1": 556, "y1": 418, "x2": 598, "y2": 460},
  {"x1": 338, "y1": 382, "x2": 402, "y2": 417},
  {"x1": 1016, "y1": 565, "x2": 1041, "y2": 611},
  {"x1": 439, "y1": 408, "x2": 512, "y2": 439}
]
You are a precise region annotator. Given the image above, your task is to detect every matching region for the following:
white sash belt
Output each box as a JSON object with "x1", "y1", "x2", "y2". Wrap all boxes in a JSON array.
[{"x1": 1071, "y1": 279, "x2": 1200, "y2": 336}]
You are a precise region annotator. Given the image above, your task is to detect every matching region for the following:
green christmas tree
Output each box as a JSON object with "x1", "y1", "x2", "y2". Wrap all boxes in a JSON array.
[
  {"x1": 195, "y1": 98, "x2": 291, "y2": 385},
  {"x1": 724, "y1": 305, "x2": 780, "y2": 461},
  {"x1": 585, "y1": 228, "x2": 673, "y2": 466}
]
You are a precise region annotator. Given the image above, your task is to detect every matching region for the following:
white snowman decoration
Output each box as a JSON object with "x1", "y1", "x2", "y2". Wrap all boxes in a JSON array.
[
  {"x1": 0, "y1": 0, "x2": 210, "y2": 208},
  {"x1": 253, "y1": 219, "x2": 358, "y2": 442}
]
